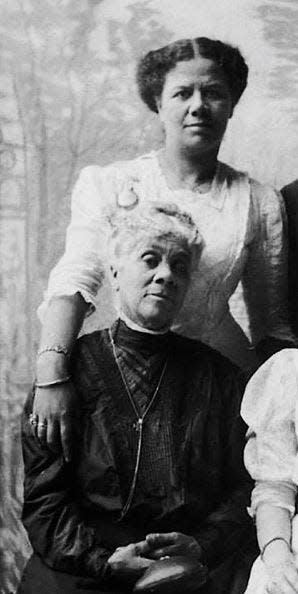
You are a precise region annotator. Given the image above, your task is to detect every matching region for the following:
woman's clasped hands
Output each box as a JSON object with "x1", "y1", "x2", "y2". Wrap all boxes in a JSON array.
[
  {"x1": 107, "y1": 532, "x2": 203, "y2": 583},
  {"x1": 145, "y1": 532, "x2": 203, "y2": 560},
  {"x1": 107, "y1": 541, "x2": 154, "y2": 581}
]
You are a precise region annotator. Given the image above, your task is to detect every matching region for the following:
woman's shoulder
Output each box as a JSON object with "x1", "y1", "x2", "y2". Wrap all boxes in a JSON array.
[
  {"x1": 218, "y1": 161, "x2": 248, "y2": 183},
  {"x1": 249, "y1": 176, "x2": 282, "y2": 199},
  {"x1": 223, "y1": 166, "x2": 284, "y2": 224},
  {"x1": 73, "y1": 329, "x2": 109, "y2": 358},
  {"x1": 248, "y1": 179, "x2": 286, "y2": 230},
  {"x1": 241, "y1": 349, "x2": 298, "y2": 429},
  {"x1": 244, "y1": 175, "x2": 284, "y2": 220},
  {"x1": 71, "y1": 330, "x2": 112, "y2": 378},
  {"x1": 70, "y1": 152, "x2": 158, "y2": 215},
  {"x1": 77, "y1": 151, "x2": 157, "y2": 184},
  {"x1": 170, "y1": 332, "x2": 243, "y2": 378},
  {"x1": 220, "y1": 162, "x2": 281, "y2": 203}
]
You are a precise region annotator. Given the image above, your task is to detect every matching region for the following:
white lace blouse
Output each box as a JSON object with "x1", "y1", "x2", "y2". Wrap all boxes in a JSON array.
[
  {"x1": 38, "y1": 151, "x2": 293, "y2": 368},
  {"x1": 241, "y1": 349, "x2": 298, "y2": 518}
]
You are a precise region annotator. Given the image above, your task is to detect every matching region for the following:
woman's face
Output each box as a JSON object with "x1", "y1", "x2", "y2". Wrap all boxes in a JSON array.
[
  {"x1": 157, "y1": 56, "x2": 233, "y2": 155},
  {"x1": 112, "y1": 234, "x2": 192, "y2": 331}
]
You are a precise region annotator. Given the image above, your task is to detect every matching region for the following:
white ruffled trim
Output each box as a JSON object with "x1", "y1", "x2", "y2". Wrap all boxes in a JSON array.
[
  {"x1": 248, "y1": 480, "x2": 296, "y2": 518},
  {"x1": 37, "y1": 288, "x2": 97, "y2": 323},
  {"x1": 119, "y1": 310, "x2": 169, "y2": 335}
]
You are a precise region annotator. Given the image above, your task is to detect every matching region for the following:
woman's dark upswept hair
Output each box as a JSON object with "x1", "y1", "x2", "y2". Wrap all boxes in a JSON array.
[{"x1": 136, "y1": 37, "x2": 248, "y2": 112}]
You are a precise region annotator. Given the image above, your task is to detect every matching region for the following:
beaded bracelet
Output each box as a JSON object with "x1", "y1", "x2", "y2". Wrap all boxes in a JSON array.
[
  {"x1": 37, "y1": 345, "x2": 70, "y2": 359},
  {"x1": 35, "y1": 375, "x2": 71, "y2": 389},
  {"x1": 260, "y1": 537, "x2": 291, "y2": 560}
]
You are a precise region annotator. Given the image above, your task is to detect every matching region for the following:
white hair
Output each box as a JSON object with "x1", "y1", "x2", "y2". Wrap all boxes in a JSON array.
[{"x1": 108, "y1": 202, "x2": 203, "y2": 267}]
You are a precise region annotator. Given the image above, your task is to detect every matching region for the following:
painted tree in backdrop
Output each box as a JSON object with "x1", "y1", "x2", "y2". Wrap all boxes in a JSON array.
[
  {"x1": 258, "y1": 0, "x2": 298, "y2": 118},
  {"x1": 0, "y1": 2, "x2": 170, "y2": 592}
]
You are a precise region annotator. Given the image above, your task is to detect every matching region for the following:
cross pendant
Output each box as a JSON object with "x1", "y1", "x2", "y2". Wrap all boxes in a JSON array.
[{"x1": 134, "y1": 418, "x2": 143, "y2": 433}]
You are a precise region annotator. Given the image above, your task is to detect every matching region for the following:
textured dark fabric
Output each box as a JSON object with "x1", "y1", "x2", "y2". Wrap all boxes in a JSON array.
[
  {"x1": 111, "y1": 319, "x2": 169, "y2": 414},
  {"x1": 112, "y1": 319, "x2": 171, "y2": 358},
  {"x1": 281, "y1": 180, "x2": 298, "y2": 336},
  {"x1": 17, "y1": 549, "x2": 254, "y2": 594},
  {"x1": 19, "y1": 323, "x2": 256, "y2": 593},
  {"x1": 111, "y1": 320, "x2": 172, "y2": 494},
  {"x1": 17, "y1": 554, "x2": 125, "y2": 594}
]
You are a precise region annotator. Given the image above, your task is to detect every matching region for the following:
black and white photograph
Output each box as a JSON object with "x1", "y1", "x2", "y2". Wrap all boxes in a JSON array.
[{"x1": 2, "y1": 1, "x2": 298, "y2": 593}]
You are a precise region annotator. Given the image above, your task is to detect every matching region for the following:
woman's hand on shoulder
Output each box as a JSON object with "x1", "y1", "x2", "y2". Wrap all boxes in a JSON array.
[
  {"x1": 145, "y1": 532, "x2": 202, "y2": 560},
  {"x1": 32, "y1": 381, "x2": 77, "y2": 462}
]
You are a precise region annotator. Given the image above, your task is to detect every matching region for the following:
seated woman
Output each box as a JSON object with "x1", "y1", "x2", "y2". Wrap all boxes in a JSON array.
[
  {"x1": 19, "y1": 203, "x2": 255, "y2": 594},
  {"x1": 241, "y1": 349, "x2": 298, "y2": 594}
]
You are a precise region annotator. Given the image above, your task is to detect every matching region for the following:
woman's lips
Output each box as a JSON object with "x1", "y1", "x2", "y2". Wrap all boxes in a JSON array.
[
  {"x1": 185, "y1": 121, "x2": 212, "y2": 128},
  {"x1": 148, "y1": 293, "x2": 173, "y2": 302}
]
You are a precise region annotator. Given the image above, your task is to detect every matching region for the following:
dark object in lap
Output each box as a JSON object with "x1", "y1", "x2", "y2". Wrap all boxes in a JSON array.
[{"x1": 133, "y1": 556, "x2": 208, "y2": 593}]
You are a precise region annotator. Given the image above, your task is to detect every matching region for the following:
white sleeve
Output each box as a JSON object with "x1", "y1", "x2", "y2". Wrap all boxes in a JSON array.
[
  {"x1": 242, "y1": 182, "x2": 295, "y2": 345},
  {"x1": 241, "y1": 349, "x2": 298, "y2": 516},
  {"x1": 38, "y1": 166, "x2": 112, "y2": 321}
]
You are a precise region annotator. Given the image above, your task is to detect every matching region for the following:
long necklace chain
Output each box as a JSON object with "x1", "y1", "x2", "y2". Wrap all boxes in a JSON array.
[{"x1": 109, "y1": 328, "x2": 168, "y2": 520}]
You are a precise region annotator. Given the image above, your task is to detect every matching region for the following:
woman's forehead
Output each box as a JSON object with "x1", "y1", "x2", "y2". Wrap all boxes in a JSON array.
[
  {"x1": 132, "y1": 232, "x2": 190, "y2": 254},
  {"x1": 164, "y1": 57, "x2": 227, "y2": 88}
]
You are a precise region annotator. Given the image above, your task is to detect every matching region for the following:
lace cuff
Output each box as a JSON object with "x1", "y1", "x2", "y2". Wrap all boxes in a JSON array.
[{"x1": 248, "y1": 480, "x2": 297, "y2": 518}]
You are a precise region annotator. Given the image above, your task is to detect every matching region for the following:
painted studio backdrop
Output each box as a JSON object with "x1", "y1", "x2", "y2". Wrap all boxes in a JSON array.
[{"x1": 1, "y1": 0, "x2": 298, "y2": 592}]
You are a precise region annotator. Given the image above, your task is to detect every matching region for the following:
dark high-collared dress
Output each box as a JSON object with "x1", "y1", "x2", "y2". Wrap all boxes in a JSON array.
[{"x1": 18, "y1": 320, "x2": 256, "y2": 594}]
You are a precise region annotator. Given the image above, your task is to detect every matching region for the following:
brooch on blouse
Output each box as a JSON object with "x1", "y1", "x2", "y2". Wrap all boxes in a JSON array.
[{"x1": 117, "y1": 178, "x2": 140, "y2": 209}]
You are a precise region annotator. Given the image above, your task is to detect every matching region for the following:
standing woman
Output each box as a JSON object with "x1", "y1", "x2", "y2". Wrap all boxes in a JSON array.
[{"x1": 33, "y1": 37, "x2": 294, "y2": 456}]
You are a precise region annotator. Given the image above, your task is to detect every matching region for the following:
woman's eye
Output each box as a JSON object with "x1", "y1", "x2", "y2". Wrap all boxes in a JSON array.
[
  {"x1": 142, "y1": 254, "x2": 159, "y2": 268},
  {"x1": 204, "y1": 88, "x2": 225, "y2": 100},
  {"x1": 175, "y1": 89, "x2": 191, "y2": 99},
  {"x1": 172, "y1": 259, "x2": 189, "y2": 276}
]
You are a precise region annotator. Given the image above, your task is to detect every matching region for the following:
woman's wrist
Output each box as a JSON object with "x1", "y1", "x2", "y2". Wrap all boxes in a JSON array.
[
  {"x1": 261, "y1": 538, "x2": 291, "y2": 565},
  {"x1": 36, "y1": 351, "x2": 69, "y2": 382}
]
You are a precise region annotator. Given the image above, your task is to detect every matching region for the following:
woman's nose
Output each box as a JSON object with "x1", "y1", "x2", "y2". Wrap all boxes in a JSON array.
[
  {"x1": 154, "y1": 262, "x2": 174, "y2": 284},
  {"x1": 189, "y1": 90, "x2": 206, "y2": 114}
]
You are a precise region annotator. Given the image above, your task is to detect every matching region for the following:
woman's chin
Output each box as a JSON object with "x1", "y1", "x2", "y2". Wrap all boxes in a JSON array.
[
  {"x1": 152, "y1": 301, "x2": 177, "y2": 323},
  {"x1": 184, "y1": 137, "x2": 220, "y2": 154},
  {"x1": 140, "y1": 311, "x2": 174, "y2": 332}
]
